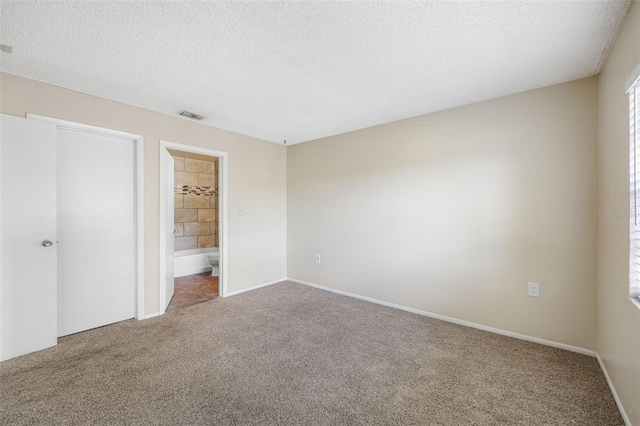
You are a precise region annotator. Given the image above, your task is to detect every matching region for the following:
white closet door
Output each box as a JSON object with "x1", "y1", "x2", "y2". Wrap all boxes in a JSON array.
[
  {"x1": 57, "y1": 129, "x2": 135, "y2": 337},
  {"x1": 0, "y1": 114, "x2": 58, "y2": 361}
]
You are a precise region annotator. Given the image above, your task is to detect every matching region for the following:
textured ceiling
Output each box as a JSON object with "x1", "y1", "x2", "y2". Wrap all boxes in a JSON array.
[{"x1": 0, "y1": 1, "x2": 632, "y2": 145}]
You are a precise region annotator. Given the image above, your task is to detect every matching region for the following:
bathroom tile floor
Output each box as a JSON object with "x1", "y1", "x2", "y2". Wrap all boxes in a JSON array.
[{"x1": 166, "y1": 272, "x2": 219, "y2": 313}]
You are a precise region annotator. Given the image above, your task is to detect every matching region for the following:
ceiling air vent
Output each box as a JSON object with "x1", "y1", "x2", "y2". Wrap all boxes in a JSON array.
[{"x1": 178, "y1": 110, "x2": 204, "y2": 120}]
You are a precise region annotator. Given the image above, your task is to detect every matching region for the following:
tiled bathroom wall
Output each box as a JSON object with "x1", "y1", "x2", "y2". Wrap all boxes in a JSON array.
[{"x1": 172, "y1": 155, "x2": 219, "y2": 251}]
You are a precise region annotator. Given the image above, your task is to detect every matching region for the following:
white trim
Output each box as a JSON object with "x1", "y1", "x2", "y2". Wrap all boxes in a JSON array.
[
  {"x1": 597, "y1": 354, "x2": 631, "y2": 425},
  {"x1": 288, "y1": 278, "x2": 596, "y2": 357},
  {"x1": 225, "y1": 278, "x2": 286, "y2": 297},
  {"x1": 159, "y1": 145, "x2": 169, "y2": 311},
  {"x1": 0, "y1": 115, "x2": 3, "y2": 358},
  {"x1": 135, "y1": 139, "x2": 144, "y2": 320},
  {"x1": 25, "y1": 114, "x2": 142, "y2": 140},
  {"x1": 159, "y1": 141, "x2": 229, "y2": 313},
  {"x1": 625, "y1": 61, "x2": 640, "y2": 93},
  {"x1": 140, "y1": 312, "x2": 160, "y2": 320},
  {"x1": 218, "y1": 147, "x2": 228, "y2": 298},
  {"x1": 26, "y1": 114, "x2": 145, "y2": 320}
]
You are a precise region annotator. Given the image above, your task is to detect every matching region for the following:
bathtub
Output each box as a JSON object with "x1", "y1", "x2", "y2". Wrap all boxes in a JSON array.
[{"x1": 173, "y1": 247, "x2": 218, "y2": 278}]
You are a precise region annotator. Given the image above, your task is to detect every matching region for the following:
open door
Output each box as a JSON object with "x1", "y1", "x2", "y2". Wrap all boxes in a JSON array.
[
  {"x1": 164, "y1": 154, "x2": 175, "y2": 311},
  {"x1": 0, "y1": 114, "x2": 58, "y2": 360}
]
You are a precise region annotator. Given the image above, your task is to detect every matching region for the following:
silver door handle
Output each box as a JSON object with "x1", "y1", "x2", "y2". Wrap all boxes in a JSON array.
[{"x1": 42, "y1": 240, "x2": 53, "y2": 247}]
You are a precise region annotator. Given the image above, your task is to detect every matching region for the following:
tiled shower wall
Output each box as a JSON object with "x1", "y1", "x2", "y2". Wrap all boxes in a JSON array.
[{"x1": 173, "y1": 155, "x2": 219, "y2": 251}]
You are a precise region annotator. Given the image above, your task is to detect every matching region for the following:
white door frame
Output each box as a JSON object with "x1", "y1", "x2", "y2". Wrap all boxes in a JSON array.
[
  {"x1": 26, "y1": 114, "x2": 145, "y2": 320},
  {"x1": 159, "y1": 140, "x2": 228, "y2": 313}
]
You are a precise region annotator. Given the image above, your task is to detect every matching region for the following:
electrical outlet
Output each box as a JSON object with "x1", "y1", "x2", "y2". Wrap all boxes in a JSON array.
[
  {"x1": 315, "y1": 254, "x2": 321, "y2": 263},
  {"x1": 528, "y1": 282, "x2": 540, "y2": 298}
]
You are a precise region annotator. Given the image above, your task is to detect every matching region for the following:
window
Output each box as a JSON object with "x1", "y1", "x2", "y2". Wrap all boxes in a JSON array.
[{"x1": 628, "y1": 62, "x2": 640, "y2": 304}]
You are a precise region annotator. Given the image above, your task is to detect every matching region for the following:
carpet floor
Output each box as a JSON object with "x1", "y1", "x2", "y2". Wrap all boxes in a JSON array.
[{"x1": 0, "y1": 281, "x2": 623, "y2": 425}]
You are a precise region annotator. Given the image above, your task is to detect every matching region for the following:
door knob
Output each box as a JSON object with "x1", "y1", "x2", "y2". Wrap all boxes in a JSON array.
[{"x1": 42, "y1": 239, "x2": 53, "y2": 247}]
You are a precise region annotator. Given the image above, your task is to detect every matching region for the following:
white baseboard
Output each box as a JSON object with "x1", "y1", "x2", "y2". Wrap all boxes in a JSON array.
[
  {"x1": 597, "y1": 354, "x2": 631, "y2": 425},
  {"x1": 225, "y1": 278, "x2": 287, "y2": 297},
  {"x1": 139, "y1": 312, "x2": 160, "y2": 320},
  {"x1": 287, "y1": 278, "x2": 596, "y2": 357},
  {"x1": 174, "y1": 266, "x2": 212, "y2": 278}
]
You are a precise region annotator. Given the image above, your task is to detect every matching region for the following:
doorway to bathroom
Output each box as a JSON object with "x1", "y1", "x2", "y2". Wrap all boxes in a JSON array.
[{"x1": 159, "y1": 141, "x2": 227, "y2": 314}]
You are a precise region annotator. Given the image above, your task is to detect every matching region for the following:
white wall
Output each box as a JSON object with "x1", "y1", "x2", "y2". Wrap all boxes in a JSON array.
[
  {"x1": 597, "y1": 0, "x2": 640, "y2": 423},
  {"x1": 288, "y1": 77, "x2": 599, "y2": 351},
  {"x1": 0, "y1": 72, "x2": 288, "y2": 315}
]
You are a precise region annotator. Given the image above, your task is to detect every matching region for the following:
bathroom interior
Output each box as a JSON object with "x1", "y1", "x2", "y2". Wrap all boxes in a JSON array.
[{"x1": 167, "y1": 149, "x2": 220, "y2": 312}]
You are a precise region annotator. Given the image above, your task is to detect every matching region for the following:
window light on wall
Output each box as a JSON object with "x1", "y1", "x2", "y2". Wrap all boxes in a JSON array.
[{"x1": 627, "y1": 61, "x2": 640, "y2": 306}]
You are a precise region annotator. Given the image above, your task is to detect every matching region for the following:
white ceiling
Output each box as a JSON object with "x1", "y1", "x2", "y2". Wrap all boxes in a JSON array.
[{"x1": 0, "y1": 1, "x2": 632, "y2": 145}]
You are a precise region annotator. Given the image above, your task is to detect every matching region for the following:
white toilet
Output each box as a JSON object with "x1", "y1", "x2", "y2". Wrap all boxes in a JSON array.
[{"x1": 206, "y1": 248, "x2": 220, "y2": 276}]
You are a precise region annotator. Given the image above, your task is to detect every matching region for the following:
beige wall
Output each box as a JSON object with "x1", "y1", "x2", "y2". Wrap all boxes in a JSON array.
[
  {"x1": 597, "y1": 0, "x2": 640, "y2": 423},
  {"x1": 288, "y1": 77, "x2": 599, "y2": 351},
  {"x1": 0, "y1": 72, "x2": 288, "y2": 315}
]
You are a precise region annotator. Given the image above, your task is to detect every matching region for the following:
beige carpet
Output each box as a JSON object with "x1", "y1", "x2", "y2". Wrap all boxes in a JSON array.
[{"x1": 0, "y1": 281, "x2": 623, "y2": 425}]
